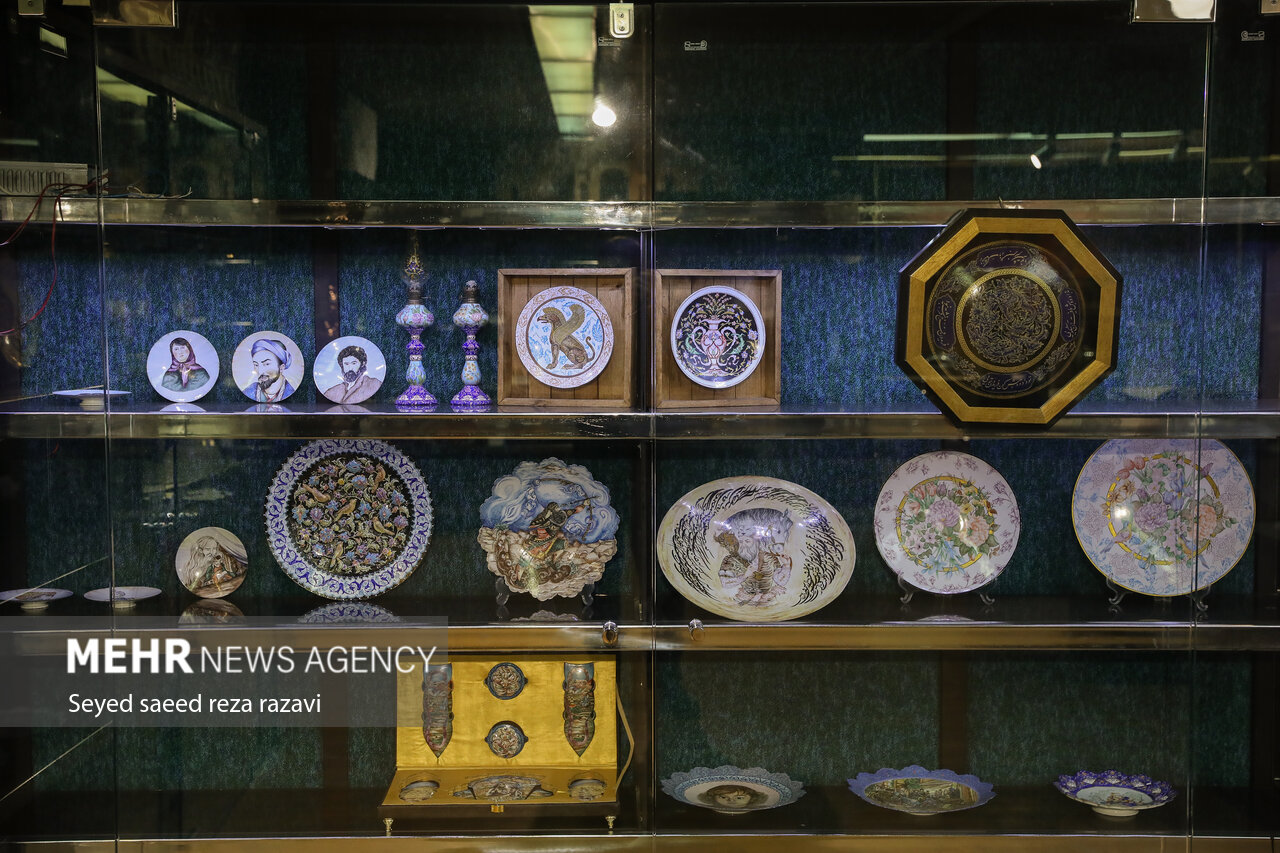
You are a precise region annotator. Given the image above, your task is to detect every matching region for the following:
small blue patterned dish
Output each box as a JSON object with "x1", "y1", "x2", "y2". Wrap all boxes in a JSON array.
[{"x1": 1055, "y1": 770, "x2": 1177, "y2": 817}]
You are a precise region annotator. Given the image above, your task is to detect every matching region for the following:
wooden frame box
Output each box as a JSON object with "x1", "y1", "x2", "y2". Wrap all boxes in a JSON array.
[
  {"x1": 498, "y1": 268, "x2": 635, "y2": 409},
  {"x1": 653, "y1": 269, "x2": 782, "y2": 409}
]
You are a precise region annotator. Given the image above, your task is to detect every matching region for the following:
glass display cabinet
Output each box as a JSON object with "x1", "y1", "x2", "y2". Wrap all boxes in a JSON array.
[{"x1": 1, "y1": 0, "x2": 1277, "y2": 849}]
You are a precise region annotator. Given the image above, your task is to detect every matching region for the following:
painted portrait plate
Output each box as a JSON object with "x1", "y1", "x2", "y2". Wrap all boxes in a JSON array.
[
  {"x1": 175, "y1": 527, "x2": 248, "y2": 599},
  {"x1": 670, "y1": 286, "x2": 765, "y2": 389},
  {"x1": 849, "y1": 766, "x2": 995, "y2": 815},
  {"x1": 146, "y1": 330, "x2": 219, "y2": 403},
  {"x1": 232, "y1": 332, "x2": 305, "y2": 404},
  {"x1": 84, "y1": 586, "x2": 161, "y2": 602},
  {"x1": 658, "y1": 476, "x2": 855, "y2": 622},
  {"x1": 662, "y1": 765, "x2": 805, "y2": 814},
  {"x1": 478, "y1": 457, "x2": 620, "y2": 600},
  {"x1": 873, "y1": 451, "x2": 1020, "y2": 595},
  {"x1": 1055, "y1": 770, "x2": 1177, "y2": 817},
  {"x1": 265, "y1": 439, "x2": 432, "y2": 600},
  {"x1": 1072, "y1": 439, "x2": 1255, "y2": 597},
  {"x1": 313, "y1": 335, "x2": 386, "y2": 405},
  {"x1": 515, "y1": 286, "x2": 614, "y2": 389}
]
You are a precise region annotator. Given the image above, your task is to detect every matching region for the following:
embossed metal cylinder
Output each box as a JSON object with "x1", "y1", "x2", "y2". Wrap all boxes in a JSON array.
[
  {"x1": 394, "y1": 249, "x2": 437, "y2": 410},
  {"x1": 450, "y1": 279, "x2": 491, "y2": 411}
]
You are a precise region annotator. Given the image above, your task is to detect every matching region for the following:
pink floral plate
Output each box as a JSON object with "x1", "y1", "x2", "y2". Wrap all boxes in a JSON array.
[
  {"x1": 873, "y1": 451, "x2": 1020, "y2": 595},
  {"x1": 1072, "y1": 439, "x2": 1254, "y2": 597}
]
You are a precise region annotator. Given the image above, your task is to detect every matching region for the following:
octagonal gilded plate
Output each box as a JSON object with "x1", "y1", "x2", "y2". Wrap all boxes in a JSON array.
[{"x1": 897, "y1": 209, "x2": 1122, "y2": 426}]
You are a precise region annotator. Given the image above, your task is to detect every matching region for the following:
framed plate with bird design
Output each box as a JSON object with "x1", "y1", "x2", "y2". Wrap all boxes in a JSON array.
[
  {"x1": 265, "y1": 439, "x2": 433, "y2": 599},
  {"x1": 497, "y1": 269, "x2": 635, "y2": 408}
]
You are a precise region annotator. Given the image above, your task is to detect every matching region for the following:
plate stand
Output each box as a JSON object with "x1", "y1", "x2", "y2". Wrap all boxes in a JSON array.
[
  {"x1": 1105, "y1": 577, "x2": 1128, "y2": 610},
  {"x1": 897, "y1": 574, "x2": 997, "y2": 608},
  {"x1": 1105, "y1": 579, "x2": 1211, "y2": 614}
]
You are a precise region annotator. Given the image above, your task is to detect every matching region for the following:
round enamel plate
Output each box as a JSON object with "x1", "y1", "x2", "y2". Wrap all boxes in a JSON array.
[
  {"x1": 515, "y1": 286, "x2": 614, "y2": 389},
  {"x1": 313, "y1": 336, "x2": 386, "y2": 405},
  {"x1": 670, "y1": 286, "x2": 766, "y2": 389},
  {"x1": 175, "y1": 526, "x2": 248, "y2": 599},
  {"x1": 232, "y1": 331, "x2": 306, "y2": 404},
  {"x1": 1072, "y1": 439, "x2": 1254, "y2": 597},
  {"x1": 265, "y1": 439, "x2": 433, "y2": 600},
  {"x1": 662, "y1": 765, "x2": 805, "y2": 814},
  {"x1": 84, "y1": 586, "x2": 161, "y2": 602},
  {"x1": 873, "y1": 451, "x2": 1020, "y2": 595},
  {"x1": 658, "y1": 476, "x2": 854, "y2": 621},
  {"x1": 146, "y1": 330, "x2": 220, "y2": 403},
  {"x1": 849, "y1": 766, "x2": 995, "y2": 815}
]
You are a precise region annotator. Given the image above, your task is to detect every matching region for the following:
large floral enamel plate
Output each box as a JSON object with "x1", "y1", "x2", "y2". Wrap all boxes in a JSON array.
[
  {"x1": 658, "y1": 476, "x2": 854, "y2": 621},
  {"x1": 265, "y1": 439, "x2": 433, "y2": 599},
  {"x1": 670, "y1": 286, "x2": 766, "y2": 389},
  {"x1": 662, "y1": 765, "x2": 805, "y2": 814},
  {"x1": 515, "y1": 286, "x2": 614, "y2": 389},
  {"x1": 873, "y1": 451, "x2": 1020, "y2": 594},
  {"x1": 1072, "y1": 439, "x2": 1254, "y2": 597}
]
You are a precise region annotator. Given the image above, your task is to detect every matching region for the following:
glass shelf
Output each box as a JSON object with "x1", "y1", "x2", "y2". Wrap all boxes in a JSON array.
[
  {"x1": 4, "y1": 196, "x2": 1280, "y2": 229},
  {"x1": 2, "y1": 400, "x2": 1277, "y2": 441}
]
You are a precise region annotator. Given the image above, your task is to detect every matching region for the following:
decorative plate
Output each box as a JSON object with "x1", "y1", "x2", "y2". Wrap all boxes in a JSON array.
[
  {"x1": 1072, "y1": 439, "x2": 1255, "y2": 596},
  {"x1": 146, "y1": 330, "x2": 220, "y2": 403},
  {"x1": 662, "y1": 765, "x2": 805, "y2": 814},
  {"x1": 398, "y1": 779, "x2": 440, "y2": 802},
  {"x1": 658, "y1": 476, "x2": 855, "y2": 622},
  {"x1": 848, "y1": 766, "x2": 995, "y2": 815},
  {"x1": 232, "y1": 331, "x2": 305, "y2": 404},
  {"x1": 51, "y1": 389, "x2": 130, "y2": 410},
  {"x1": 265, "y1": 439, "x2": 433, "y2": 600},
  {"x1": 514, "y1": 286, "x2": 614, "y2": 388},
  {"x1": 313, "y1": 335, "x2": 386, "y2": 405},
  {"x1": 297, "y1": 602, "x2": 402, "y2": 623},
  {"x1": 485, "y1": 721, "x2": 528, "y2": 758},
  {"x1": 175, "y1": 527, "x2": 248, "y2": 599},
  {"x1": 1055, "y1": 770, "x2": 1177, "y2": 817},
  {"x1": 179, "y1": 599, "x2": 246, "y2": 625},
  {"x1": 84, "y1": 586, "x2": 161, "y2": 602},
  {"x1": 670, "y1": 286, "x2": 766, "y2": 389},
  {"x1": 2, "y1": 587, "x2": 73, "y2": 610},
  {"x1": 478, "y1": 458, "x2": 619, "y2": 600},
  {"x1": 484, "y1": 662, "x2": 527, "y2": 699},
  {"x1": 873, "y1": 451, "x2": 1020, "y2": 595},
  {"x1": 897, "y1": 209, "x2": 1122, "y2": 426}
]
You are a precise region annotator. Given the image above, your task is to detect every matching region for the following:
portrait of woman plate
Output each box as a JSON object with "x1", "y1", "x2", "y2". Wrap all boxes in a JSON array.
[
  {"x1": 1072, "y1": 438, "x2": 1255, "y2": 597},
  {"x1": 232, "y1": 332, "x2": 305, "y2": 404},
  {"x1": 175, "y1": 526, "x2": 248, "y2": 598},
  {"x1": 658, "y1": 476, "x2": 855, "y2": 622},
  {"x1": 265, "y1": 438, "x2": 432, "y2": 600},
  {"x1": 873, "y1": 451, "x2": 1020, "y2": 595},
  {"x1": 313, "y1": 335, "x2": 386, "y2": 405},
  {"x1": 515, "y1": 286, "x2": 614, "y2": 389},
  {"x1": 146, "y1": 330, "x2": 219, "y2": 403},
  {"x1": 662, "y1": 765, "x2": 805, "y2": 814}
]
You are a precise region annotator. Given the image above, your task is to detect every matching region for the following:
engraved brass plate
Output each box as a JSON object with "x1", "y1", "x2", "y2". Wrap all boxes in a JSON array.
[{"x1": 897, "y1": 208, "x2": 1122, "y2": 426}]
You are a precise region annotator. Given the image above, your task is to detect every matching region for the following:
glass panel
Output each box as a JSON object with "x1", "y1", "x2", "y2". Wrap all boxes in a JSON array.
[
  {"x1": 93, "y1": 2, "x2": 651, "y2": 201},
  {"x1": 654, "y1": 1, "x2": 1210, "y2": 203}
]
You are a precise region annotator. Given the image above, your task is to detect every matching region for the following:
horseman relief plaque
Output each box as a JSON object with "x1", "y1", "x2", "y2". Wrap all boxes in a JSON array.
[
  {"x1": 654, "y1": 270, "x2": 782, "y2": 409},
  {"x1": 498, "y1": 269, "x2": 635, "y2": 409}
]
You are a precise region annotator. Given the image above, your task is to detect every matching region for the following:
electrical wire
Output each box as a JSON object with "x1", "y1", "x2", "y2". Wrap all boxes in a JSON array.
[{"x1": 0, "y1": 175, "x2": 105, "y2": 337}]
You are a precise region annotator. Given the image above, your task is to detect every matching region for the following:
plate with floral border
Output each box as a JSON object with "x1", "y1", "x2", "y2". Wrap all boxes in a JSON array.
[
  {"x1": 873, "y1": 451, "x2": 1020, "y2": 595},
  {"x1": 1, "y1": 588, "x2": 73, "y2": 610},
  {"x1": 848, "y1": 766, "x2": 995, "y2": 815},
  {"x1": 658, "y1": 476, "x2": 855, "y2": 622},
  {"x1": 1072, "y1": 439, "x2": 1254, "y2": 597},
  {"x1": 662, "y1": 765, "x2": 805, "y2": 814},
  {"x1": 265, "y1": 439, "x2": 432, "y2": 600},
  {"x1": 670, "y1": 286, "x2": 766, "y2": 389},
  {"x1": 1054, "y1": 770, "x2": 1177, "y2": 817}
]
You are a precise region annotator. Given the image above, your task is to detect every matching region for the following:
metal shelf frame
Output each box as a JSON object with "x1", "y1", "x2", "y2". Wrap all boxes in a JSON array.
[{"x1": 4, "y1": 196, "x2": 1280, "y2": 230}]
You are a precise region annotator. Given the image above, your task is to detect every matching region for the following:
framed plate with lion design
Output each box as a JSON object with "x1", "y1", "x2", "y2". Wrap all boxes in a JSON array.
[
  {"x1": 265, "y1": 439, "x2": 433, "y2": 599},
  {"x1": 873, "y1": 451, "x2": 1020, "y2": 595},
  {"x1": 1072, "y1": 439, "x2": 1254, "y2": 597},
  {"x1": 514, "y1": 286, "x2": 614, "y2": 389}
]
